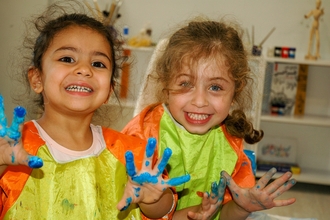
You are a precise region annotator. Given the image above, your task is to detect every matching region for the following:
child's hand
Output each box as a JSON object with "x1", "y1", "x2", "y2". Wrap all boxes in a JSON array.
[
  {"x1": 222, "y1": 167, "x2": 296, "y2": 213},
  {"x1": 0, "y1": 95, "x2": 43, "y2": 168},
  {"x1": 187, "y1": 176, "x2": 226, "y2": 220},
  {"x1": 117, "y1": 137, "x2": 190, "y2": 211}
]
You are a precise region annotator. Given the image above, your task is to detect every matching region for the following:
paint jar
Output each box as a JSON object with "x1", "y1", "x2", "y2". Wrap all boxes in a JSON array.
[
  {"x1": 274, "y1": 47, "x2": 282, "y2": 57},
  {"x1": 289, "y1": 48, "x2": 296, "y2": 58},
  {"x1": 252, "y1": 45, "x2": 262, "y2": 56},
  {"x1": 281, "y1": 47, "x2": 289, "y2": 58}
]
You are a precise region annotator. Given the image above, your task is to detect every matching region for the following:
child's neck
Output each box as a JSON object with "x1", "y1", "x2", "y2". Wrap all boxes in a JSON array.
[{"x1": 36, "y1": 114, "x2": 93, "y2": 151}]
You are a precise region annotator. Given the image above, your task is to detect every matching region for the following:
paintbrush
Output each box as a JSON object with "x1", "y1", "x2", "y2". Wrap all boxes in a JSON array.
[{"x1": 259, "y1": 27, "x2": 276, "y2": 47}]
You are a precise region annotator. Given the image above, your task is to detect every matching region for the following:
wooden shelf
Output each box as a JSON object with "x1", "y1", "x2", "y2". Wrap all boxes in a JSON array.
[
  {"x1": 123, "y1": 45, "x2": 155, "y2": 52},
  {"x1": 260, "y1": 114, "x2": 330, "y2": 127},
  {"x1": 264, "y1": 57, "x2": 330, "y2": 67},
  {"x1": 256, "y1": 168, "x2": 330, "y2": 186}
]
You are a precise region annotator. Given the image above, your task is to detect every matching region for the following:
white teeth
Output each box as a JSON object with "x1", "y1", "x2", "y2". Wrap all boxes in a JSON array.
[
  {"x1": 66, "y1": 85, "x2": 92, "y2": 92},
  {"x1": 187, "y1": 113, "x2": 209, "y2": 120}
]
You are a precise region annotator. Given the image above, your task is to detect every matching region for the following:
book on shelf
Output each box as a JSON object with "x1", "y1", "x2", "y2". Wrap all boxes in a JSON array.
[
  {"x1": 294, "y1": 64, "x2": 309, "y2": 115},
  {"x1": 264, "y1": 62, "x2": 309, "y2": 116},
  {"x1": 257, "y1": 161, "x2": 301, "y2": 174},
  {"x1": 257, "y1": 136, "x2": 300, "y2": 174}
]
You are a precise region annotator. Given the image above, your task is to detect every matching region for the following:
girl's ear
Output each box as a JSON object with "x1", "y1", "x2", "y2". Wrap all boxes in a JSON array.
[{"x1": 28, "y1": 67, "x2": 43, "y2": 94}]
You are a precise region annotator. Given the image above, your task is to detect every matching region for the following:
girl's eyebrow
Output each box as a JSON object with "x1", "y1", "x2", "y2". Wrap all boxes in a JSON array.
[
  {"x1": 93, "y1": 51, "x2": 112, "y2": 62},
  {"x1": 54, "y1": 46, "x2": 111, "y2": 62},
  {"x1": 209, "y1": 76, "x2": 231, "y2": 84}
]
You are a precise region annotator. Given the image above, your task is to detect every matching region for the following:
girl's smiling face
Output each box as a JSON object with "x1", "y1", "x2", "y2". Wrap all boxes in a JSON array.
[
  {"x1": 167, "y1": 57, "x2": 235, "y2": 134},
  {"x1": 32, "y1": 25, "x2": 113, "y2": 118}
]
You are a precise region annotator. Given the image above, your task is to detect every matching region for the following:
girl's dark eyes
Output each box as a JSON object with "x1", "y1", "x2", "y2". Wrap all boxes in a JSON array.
[
  {"x1": 59, "y1": 57, "x2": 106, "y2": 68},
  {"x1": 92, "y1": 62, "x2": 106, "y2": 68},
  {"x1": 60, "y1": 57, "x2": 74, "y2": 63}
]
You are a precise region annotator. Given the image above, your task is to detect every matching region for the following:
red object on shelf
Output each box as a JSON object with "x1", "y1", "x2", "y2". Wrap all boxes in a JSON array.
[{"x1": 281, "y1": 47, "x2": 289, "y2": 58}]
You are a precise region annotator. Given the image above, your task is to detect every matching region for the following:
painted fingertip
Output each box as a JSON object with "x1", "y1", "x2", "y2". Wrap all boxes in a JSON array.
[
  {"x1": 270, "y1": 167, "x2": 277, "y2": 173},
  {"x1": 120, "y1": 197, "x2": 132, "y2": 211},
  {"x1": 14, "y1": 106, "x2": 27, "y2": 118},
  {"x1": 125, "y1": 151, "x2": 136, "y2": 177},
  {"x1": 125, "y1": 151, "x2": 134, "y2": 162},
  {"x1": 28, "y1": 156, "x2": 43, "y2": 168},
  {"x1": 291, "y1": 179, "x2": 296, "y2": 185},
  {"x1": 146, "y1": 137, "x2": 157, "y2": 158},
  {"x1": 220, "y1": 176, "x2": 226, "y2": 186},
  {"x1": 167, "y1": 174, "x2": 190, "y2": 186},
  {"x1": 163, "y1": 147, "x2": 172, "y2": 159},
  {"x1": 157, "y1": 148, "x2": 172, "y2": 175},
  {"x1": 220, "y1": 170, "x2": 227, "y2": 177}
]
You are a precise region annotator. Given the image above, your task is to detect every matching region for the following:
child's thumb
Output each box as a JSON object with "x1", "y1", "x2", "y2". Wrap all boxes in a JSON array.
[{"x1": 15, "y1": 146, "x2": 43, "y2": 168}]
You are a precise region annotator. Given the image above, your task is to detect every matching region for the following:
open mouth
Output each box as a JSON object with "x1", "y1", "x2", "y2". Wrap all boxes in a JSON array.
[{"x1": 65, "y1": 85, "x2": 93, "y2": 93}]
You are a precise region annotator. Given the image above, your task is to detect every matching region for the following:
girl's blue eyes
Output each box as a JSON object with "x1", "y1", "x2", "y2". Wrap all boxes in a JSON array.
[
  {"x1": 59, "y1": 57, "x2": 106, "y2": 68},
  {"x1": 180, "y1": 81, "x2": 191, "y2": 87},
  {"x1": 210, "y1": 85, "x2": 222, "y2": 91},
  {"x1": 179, "y1": 82, "x2": 222, "y2": 91}
]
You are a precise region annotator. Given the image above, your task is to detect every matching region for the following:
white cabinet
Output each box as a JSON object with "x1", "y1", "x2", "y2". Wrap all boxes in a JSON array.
[{"x1": 256, "y1": 57, "x2": 330, "y2": 185}]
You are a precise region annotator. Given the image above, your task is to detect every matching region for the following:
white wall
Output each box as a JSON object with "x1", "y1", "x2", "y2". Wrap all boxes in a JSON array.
[
  {"x1": 0, "y1": 0, "x2": 49, "y2": 121},
  {"x1": 1, "y1": 0, "x2": 329, "y2": 120},
  {"x1": 112, "y1": 0, "x2": 329, "y2": 60}
]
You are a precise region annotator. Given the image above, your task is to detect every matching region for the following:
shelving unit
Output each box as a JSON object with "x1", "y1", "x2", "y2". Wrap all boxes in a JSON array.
[
  {"x1": 256, "y1": 56, "x2": 330, "y2": 186},
  {"x1": 108, "y1": 46, "x2": 154, "y2": 131}
]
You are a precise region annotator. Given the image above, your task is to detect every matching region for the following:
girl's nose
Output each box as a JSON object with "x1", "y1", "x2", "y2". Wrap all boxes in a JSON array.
[
  {"x1": 75, "y1": 63, "x2": 92, "y2": 77},
  {"x1": 191, "y1": 88, "x2": 209, "y2": 107}
]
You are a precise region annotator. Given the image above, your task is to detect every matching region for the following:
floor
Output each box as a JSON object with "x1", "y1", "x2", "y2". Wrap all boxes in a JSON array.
[{"x1": 257, "y1": 182, "x2": 330, "y2": 220}]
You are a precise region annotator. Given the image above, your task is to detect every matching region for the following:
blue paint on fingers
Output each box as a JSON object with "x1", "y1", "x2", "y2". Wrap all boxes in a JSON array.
[
  {"x1": 166, "y1": 174, "x2": 190, "y2": 186},
  {"x1": 125, "y1": 151, "x2": 137, "y2": 177},
  {"x1": 28, "y1": 156, "x2": 43, "y2": 168},
  {"x1": 7, "y1": 106, "x2": 26, "y2": 141},
  {"x1": 120, "y1": 197, "x2": 132, "y2": 211},
  {"x1": 211, "y1": 181, "x2": 219, "y2": 197},
  {"x1": 146, "y1": 137, "x2": 157, "y2": 158},
  {"x1": 157, "y1": 147, "x2": 172, "y2": 175},
  {"x1": 0, "y1": 95, "x2": 7, "y2": 137}
]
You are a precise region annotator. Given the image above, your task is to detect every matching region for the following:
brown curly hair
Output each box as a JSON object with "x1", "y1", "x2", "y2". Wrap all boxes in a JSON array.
[{"x1": 155, "y1": 17, "x2": 263, "y2": 144}]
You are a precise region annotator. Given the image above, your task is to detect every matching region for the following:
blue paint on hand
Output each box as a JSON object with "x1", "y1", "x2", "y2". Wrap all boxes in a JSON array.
[
  {"x1": 134, "y1": 187, "x2": 141, "y2": 197},
  {"x1": 0, "y1": 95, "x2": 7, "y2": 137},
  {"x1": 7, "y1": 106, "x2": 26, "y2": 141},
  {"x1": 11, "y1": 152, "x2": 15, "y2": 163},
  {"x1": 120, "y1": 197, "x2": 132, "y2": 211},
  {"x1": 125, "y1": 151, "x2": 137, "y2": 177},
  {"x1": 132, "y1": 172, "x2": 158, "y2": 185},
  {"x1": 146, "y1": 137, "x2": 157, "y2": 158},
  {"x1": 157, "y1": 147, "x2": 172, "y2": 175},
  {"x1": 211, "y1": 181, "x2": 219, "y2": 197},
  {"x1": 166, "y1": 174, "x2": 190, "y2": 186},
  {"x1": 28, "y1": 156, "x2": 43, "y2": 168}
]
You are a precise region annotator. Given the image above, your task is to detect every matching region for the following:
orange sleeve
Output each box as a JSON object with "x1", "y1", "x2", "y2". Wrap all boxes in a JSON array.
[
  {"x1": 0, "y1": 121, "x2": 44, "y2": 219},
  {"x1": 222, "y1": 125, "x2": 256, "y2": 204}
]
